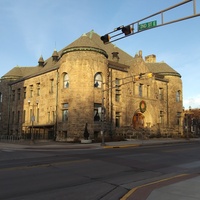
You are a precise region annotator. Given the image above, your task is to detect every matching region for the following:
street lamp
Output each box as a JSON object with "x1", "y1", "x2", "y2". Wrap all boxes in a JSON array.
[
  {"x1": 100, "y1": 79, "x2": 108, "y2": 146},
  {"x1": 28, "y1": 99, "x2": 39, "y2": 142},
  {"x1": 101, "y1": 91, "x2": 106, "y2": 146}
]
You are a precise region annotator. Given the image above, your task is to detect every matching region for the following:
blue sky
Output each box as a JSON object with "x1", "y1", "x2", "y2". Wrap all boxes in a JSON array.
[{"x1": 0, "y1": 0, "x2": 200, "y2": 109}]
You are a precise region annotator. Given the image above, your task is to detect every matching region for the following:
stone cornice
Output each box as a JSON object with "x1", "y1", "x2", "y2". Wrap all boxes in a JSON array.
[{"x1": 61, "y1": 46, "x2": 108, "y2": 58}]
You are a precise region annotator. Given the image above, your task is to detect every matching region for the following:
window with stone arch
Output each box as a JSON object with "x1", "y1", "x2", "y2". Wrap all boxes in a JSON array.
[
  {"x1": 176, "y1": 90, "x2": 181, "y2": 102},
  {"x1": 63, "y1": 73, "x2": 69, "y2": 88},
  {"x1": 94, "y1": 72, "x2": 102, "y2": 88}
]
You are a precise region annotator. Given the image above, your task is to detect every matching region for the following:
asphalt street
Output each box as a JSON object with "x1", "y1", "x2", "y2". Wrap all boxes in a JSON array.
[{"x1": 0, "y1": 139, "x2": 200, "y2": 200}]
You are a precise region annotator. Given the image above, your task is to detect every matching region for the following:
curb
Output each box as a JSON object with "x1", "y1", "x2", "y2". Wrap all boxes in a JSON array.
[
  {"x1": 103, "y1": 144, "x2": 141, "y2": 149},
  {"x1": 1, "y1": 139, "x2": 200, "y2": 150}
]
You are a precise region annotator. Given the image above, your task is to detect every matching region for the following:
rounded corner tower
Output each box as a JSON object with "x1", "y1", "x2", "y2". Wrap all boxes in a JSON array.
[{"x1": 58, "y1": 33, "x2": 108, "y2": 140}]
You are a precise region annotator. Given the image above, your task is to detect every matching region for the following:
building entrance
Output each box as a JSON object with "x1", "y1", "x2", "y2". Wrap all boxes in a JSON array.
[{"x1": 132, "y1": 112, "x2": 145, "y2": 129}]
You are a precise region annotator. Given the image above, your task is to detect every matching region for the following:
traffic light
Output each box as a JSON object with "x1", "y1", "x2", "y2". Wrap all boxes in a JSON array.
[
  {"x1": 134, "y1": 75, "x2": 140, "y2": 81},
  {"x1": 147, "y1": 73, "x2": 153, "y2": 78},
  {"x1": 122, "y1": 25, "x2": 133, "y2": 35},
  {"x1": 100, "y1": 34, "x2": 110, "y2": 44}
]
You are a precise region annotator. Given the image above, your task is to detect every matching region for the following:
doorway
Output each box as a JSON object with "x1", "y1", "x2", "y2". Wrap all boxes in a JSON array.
[{"x1": 132, "y1": 112, "x2": 145, "y2": 129}]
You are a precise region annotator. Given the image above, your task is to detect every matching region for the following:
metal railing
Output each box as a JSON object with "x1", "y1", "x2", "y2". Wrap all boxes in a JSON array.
[{"x1": 0, "y1": 133, "x2": 54, "y2": 143}]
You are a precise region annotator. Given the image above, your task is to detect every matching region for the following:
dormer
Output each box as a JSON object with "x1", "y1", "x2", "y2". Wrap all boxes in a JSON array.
[
  {"x1": 112, "y1": 52, "x2": 119, "y2": 62},
  {"x1": 38, "y1": 55, "x2": 44, "y2": 67},
  {"x1": 52, "y1": 49, "x2": 59, "y2": 62}
]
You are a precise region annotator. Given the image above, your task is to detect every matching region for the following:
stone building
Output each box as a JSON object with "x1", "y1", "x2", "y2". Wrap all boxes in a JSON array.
[{"x1": 0, "y1": 31, "x2": 183, "y2": 141}]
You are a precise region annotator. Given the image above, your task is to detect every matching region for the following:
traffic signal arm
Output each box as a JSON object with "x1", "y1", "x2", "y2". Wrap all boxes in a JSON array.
[{"x1": 100, "y1": 0, "x2": 200, "y2": 44}]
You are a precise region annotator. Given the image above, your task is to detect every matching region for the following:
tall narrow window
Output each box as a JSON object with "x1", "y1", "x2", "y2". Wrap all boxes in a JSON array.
[
  {"x1": 17, "y1": 89, "x2": 21, "y2": 100},
  {"x1": 62, "y1": 103, "x2": 68, "y2": 122},
  {"x1": 139, "y1": 84, "x2": 143, "y2": 97},
  {"x1": 23, "y1": 87, "x2": 26, "y2": 99},
  {"x1": 12, "y1": 90, "x2": 15, "y2": 101},
  {"x1": 115, "y1": 78, "x2": 121, "y2": 102},
  {"x1": 94, "y1": 72, "x2": 102, "y2": 88},
  {"x1": 176, "y1": 90, "x2": 181, "y2": 102},
  {"x1": 50, "y1": 79, "x2": 54, "y2": 93},
  {"x1": 37, "y1": 83, "x2": 40, "y2": 96},
  {"x1": 160, "y1": 111, "x2": 164, "y2": 124},
  {"x1": 159, "y1": 88, "x2": 164, "y2": 100},
  {"x1": 116, "y1": 112, "x2": 121, "y2": 127},
  {"x1": 0, "y1": 92, "x2": 2, "y2": 102},
  {"x1": 63, "y1": 73, "x2": 69, "y2": 88},
  {"x1": 30, "y1": 85, "x2": 33, "y2": 98},
  {"x1": 94, "y1": 103, "x2": 102, "y2": 121}
]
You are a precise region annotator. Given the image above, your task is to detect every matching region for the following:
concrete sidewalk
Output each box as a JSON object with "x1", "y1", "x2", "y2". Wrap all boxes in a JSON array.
[
  {"x1": 146, "y1": 175, "x2": 200, "y2": 200},
  {"x1": 0, "y1": 137, "x2": 200, "y2": 150},
  {"x1": 124, "y1": 173, "x2": 200, "y2": 200}
]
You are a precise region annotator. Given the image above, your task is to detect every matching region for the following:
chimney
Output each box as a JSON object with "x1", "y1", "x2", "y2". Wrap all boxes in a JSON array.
[
  {"x1": 112, "y1": 52, "x2": 119, "y2": 62},
  {"x1": 145, "y1": 54, "x2": 156, "y2": 63}
]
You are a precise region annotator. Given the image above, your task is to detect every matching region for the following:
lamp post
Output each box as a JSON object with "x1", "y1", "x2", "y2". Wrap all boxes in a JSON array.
[
  {"x1": 101, "y1": 88, "x2": 106, "y2": 146},
  {"x1": 28, "y1": 100, "x2": 39, "y2": 142}
]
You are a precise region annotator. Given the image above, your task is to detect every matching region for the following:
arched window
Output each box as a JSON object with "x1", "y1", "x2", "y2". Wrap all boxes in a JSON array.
[
  {"x1": 94, "y1": 72, "x2": 102, "y2": 88},
  {"x1": 63, "y1": 73, "x2": 69, "y2": 88},
  {"x1": 176, "y1": 90, "x2": 181, "y2": 102}
]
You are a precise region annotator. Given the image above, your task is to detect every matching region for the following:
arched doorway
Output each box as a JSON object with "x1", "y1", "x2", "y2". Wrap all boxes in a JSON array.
[{"x1": 132, "y1": 112, "x2": 145, "y2": 129}]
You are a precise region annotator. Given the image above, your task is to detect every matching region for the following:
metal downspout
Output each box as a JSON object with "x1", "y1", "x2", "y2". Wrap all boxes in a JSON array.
[
  {"x1": 7, "y1": 84, "x2": 11, "y2": 135},
  {"x1": 55, "y1": 70, "x2": 59, "y2": 140},
  {"x1": 166, "y1": 82, "x2": 169, "y2": 128}
]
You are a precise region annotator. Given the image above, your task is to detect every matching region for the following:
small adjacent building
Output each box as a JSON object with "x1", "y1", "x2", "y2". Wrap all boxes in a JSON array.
[
  {"x1": 183, "y1": 108, "x2": 200, "y2": 136},
  {"x1": 0, "y1": 31, "x2": 183, "y2": 141}
]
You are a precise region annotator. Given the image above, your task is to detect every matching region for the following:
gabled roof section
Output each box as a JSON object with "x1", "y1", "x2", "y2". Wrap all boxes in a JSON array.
[
  {"x1": 146, "y1": 62, "x2": 181, "y2": 78},
  {"x1": 2, "y1": 66, "x2": 39, "y2": 80}
]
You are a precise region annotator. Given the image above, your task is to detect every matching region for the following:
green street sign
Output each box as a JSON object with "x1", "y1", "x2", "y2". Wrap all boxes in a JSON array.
[{"x1": 138, "y1": 20, "x2": 157, "y2": 31}]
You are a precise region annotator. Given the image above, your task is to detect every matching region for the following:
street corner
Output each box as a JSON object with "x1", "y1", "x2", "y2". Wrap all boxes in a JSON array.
[{"x1": 120, "y1": 173, "x2": 199, "y2": 200}]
